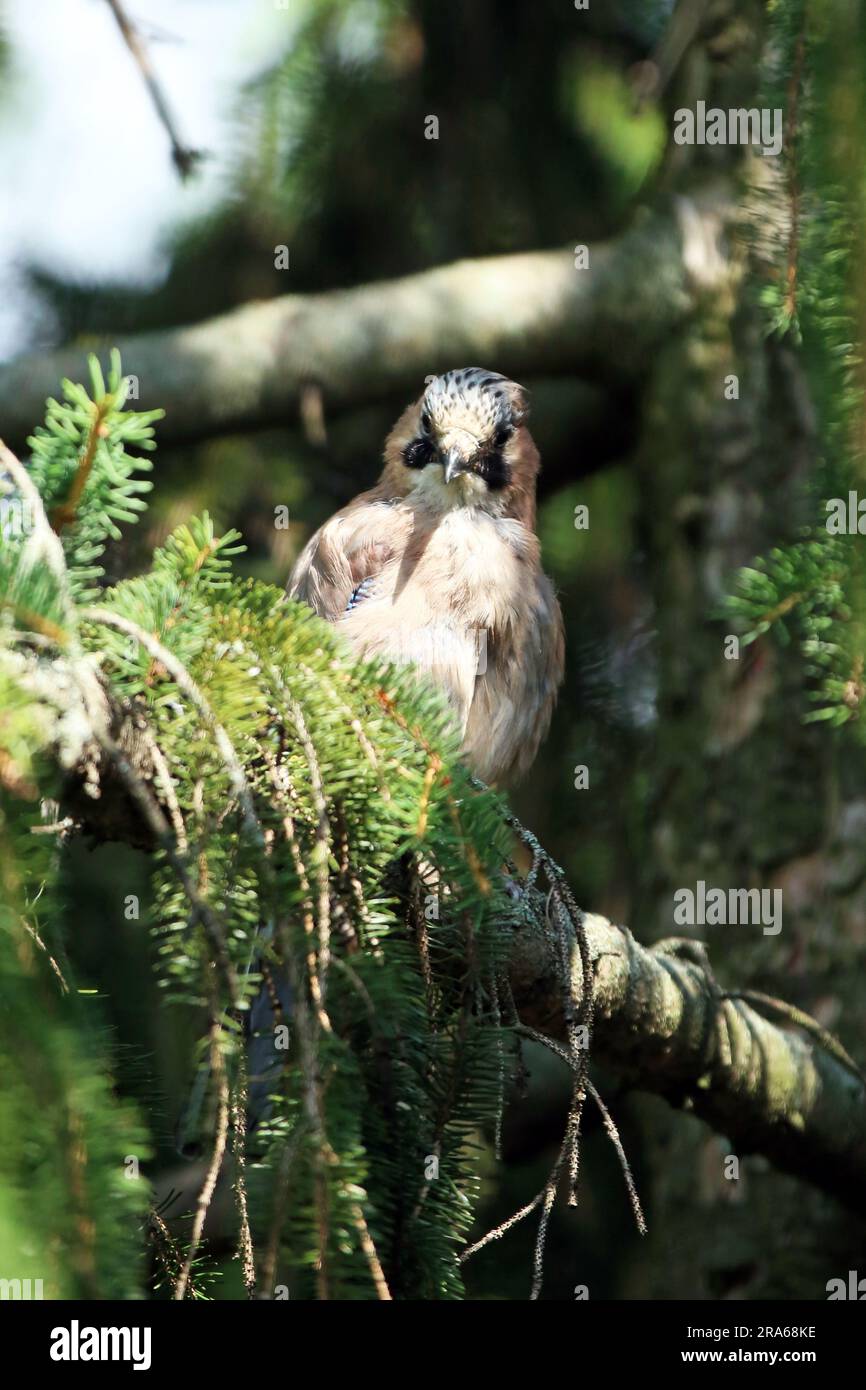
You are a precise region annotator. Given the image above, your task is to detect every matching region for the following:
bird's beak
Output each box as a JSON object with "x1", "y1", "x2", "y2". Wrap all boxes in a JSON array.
[{"x1": 443, "y1": 448, "x2": 470, "y2": 485}]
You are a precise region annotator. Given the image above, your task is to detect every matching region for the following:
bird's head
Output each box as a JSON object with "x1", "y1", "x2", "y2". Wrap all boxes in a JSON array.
[{"x1": 383, "y1": 368, "x2": 539, "y2": 521}]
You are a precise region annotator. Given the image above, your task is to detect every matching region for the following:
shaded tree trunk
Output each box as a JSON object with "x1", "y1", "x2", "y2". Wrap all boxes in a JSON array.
[{"x1": 630, "y1": 0, "x2": 866, "y2": 1299}]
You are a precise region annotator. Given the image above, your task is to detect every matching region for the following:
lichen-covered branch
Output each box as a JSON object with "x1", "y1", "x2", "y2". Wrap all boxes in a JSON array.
[
  {"x1": 510, "y1": 913, "x2": 866, "y2": 1217},
  {"x1": 0, "y1": 198, "x2": 727, "y2": 450},
  {"x1": 47, "y1": 679, "x2": 866, "y2": 1219}
]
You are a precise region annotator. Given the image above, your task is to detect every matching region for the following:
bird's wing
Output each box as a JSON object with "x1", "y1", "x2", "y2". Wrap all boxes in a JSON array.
[
  {"x1": 288, "y1": 492, "x2": 400, "y2": 623},
  {"x1": 521, "y1": 571, "x2": 566, "y2": 765},
  {"x1": 464, "y1": 570, "x2": 565, "y2": 785}
]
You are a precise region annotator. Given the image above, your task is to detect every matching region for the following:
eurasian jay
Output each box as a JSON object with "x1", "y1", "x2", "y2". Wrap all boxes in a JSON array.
[
  {"x1": 211, "y1": 370, "x2": 567, "y2": 1140},
  {"x1": 289, "y1": 367, "x2": 564, "y2": 784}
]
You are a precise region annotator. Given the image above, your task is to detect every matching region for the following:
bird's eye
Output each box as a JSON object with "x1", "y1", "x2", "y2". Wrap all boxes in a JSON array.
[{"x1": 420, "y1": 410, "x2": 432, "y2": 436}]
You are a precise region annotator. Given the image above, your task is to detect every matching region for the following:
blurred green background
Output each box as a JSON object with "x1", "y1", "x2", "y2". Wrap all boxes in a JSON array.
[{"x1": 3, "y1": 0, "x2": 866, "y2": 1299}]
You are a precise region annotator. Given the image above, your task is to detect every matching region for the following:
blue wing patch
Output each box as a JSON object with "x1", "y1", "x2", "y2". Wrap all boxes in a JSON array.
[{"x1": 345, "y1": 576, "x2": 375, "y2": 613}]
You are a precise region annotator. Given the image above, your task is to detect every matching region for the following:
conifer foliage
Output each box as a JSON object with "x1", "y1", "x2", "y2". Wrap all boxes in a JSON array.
[
  {"x1": 0, "y1": 353, "x2": 521, "y2": 1299},
  {"x1": 728, "y1": 0, "x2": 866, "y2": 729}
]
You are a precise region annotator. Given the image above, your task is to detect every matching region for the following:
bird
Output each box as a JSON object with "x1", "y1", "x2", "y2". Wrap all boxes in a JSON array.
[
  {"x1": 213, "y1": 369, "x2": 566, "y2": 1141},
  {"x1": 289, "y1": 367, "x2": 565, "y2": 784}
]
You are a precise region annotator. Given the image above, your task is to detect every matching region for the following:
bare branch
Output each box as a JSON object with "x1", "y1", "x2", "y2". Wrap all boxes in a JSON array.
[
  {"x1": 104, "y1": 0, "x2": 203, "y2": 181},
  {"x1": 0, "y1": 198, "x2": 726, "y2": 451}
]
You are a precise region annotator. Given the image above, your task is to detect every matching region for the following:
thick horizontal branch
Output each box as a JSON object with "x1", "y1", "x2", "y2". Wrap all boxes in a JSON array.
[
  {"x1": 20, "y1": 473, "x2": 854, "y2": 1223},
  {"x1": 0, "y1": 198, "x2": 727, "y2": 450},
  {"x1": 510, "y1": 913, "x2": 866, "y2": 1216},
  {"x1": 56, "y1": 700, "x2": 866, "y2": 1217}
]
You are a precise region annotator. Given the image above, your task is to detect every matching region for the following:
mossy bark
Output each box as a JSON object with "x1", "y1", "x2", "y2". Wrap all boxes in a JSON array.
[{"x1": 630, "y1": 3, "x2": 866, "y2": 1296}]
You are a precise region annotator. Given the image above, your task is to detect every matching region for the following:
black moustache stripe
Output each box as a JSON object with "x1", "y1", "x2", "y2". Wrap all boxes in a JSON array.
[
  {"x1": 475, "y1": 449, "x2": 510, "y2": 490},
  {"x1": 403, "y1": 438, "x2": 435, "y2": 469},
  {"x1": 403, "y1": 436, "x2": 511, "y2": 488}
]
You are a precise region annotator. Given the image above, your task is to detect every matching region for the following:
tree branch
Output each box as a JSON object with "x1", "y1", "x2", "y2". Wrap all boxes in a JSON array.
[
  {"x1": 104, "y1": 0, "x2": 203, "y2": 181},
  {"x1": 2, "y1": 581, "x2": 852, "y2": 1219},
  {"x1": 47, "y1": 681, "x2": 866, "y2": 1218},
  {"x1": 510, "y1": 912, "x2": 866, "y2": 1216},
  {"x1": 0, "y1": 198, "x2": 727, "y2": 451}
]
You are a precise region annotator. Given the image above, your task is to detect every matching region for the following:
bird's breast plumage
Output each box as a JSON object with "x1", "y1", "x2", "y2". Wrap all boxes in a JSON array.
[
  {"x1": 291, "y1": 493, "x2": 563, "y2": 784},
  {"x1": 342, "y1": 503, "x2": 529, "y2": 626}
]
